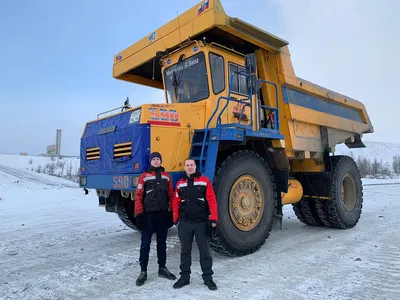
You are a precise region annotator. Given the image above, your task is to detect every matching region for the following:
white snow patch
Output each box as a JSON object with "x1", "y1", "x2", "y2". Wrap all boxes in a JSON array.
[
  {"x1": 0, "y1": 153, "x2": 80, "y2": 181},
  {"x1": 1, "y1": 170, "x2": 400, "y2": 299},
  {"x1": 1, "y1": 146, "x2": 400, "y2": 299}
]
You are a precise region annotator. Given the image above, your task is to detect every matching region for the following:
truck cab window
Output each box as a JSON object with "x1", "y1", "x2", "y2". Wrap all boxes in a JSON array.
[
  {"x1": 228, "y1": 62, "x2": 248, "y2": 96},
  {"x1": 164, "y1": 52, "x2": 209, "y2": 103},
  {"x1": 209, "y1": 52, "x2": 225, "y2": 94}
]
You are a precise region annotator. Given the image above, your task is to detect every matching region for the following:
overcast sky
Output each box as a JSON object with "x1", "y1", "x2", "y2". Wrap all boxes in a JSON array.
[{"x1": 0, "y1": 0, "x2": 398, "y2": 155}]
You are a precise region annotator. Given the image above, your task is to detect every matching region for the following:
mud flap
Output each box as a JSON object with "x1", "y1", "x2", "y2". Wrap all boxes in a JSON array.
[
  {"x1": 105, "y1": 193, "x2": 118, "y2": 213},
  {"x1": 272, "y1": 192, "x2": 283, "y2": 230}
]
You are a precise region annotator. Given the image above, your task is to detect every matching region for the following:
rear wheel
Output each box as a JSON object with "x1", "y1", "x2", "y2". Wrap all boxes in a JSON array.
[
  {"x1": 315, "y1": 155, "x2": 363, "y2": 229},
  {"x1": 292, "y1": 198, "x2": 324, "y2": 226},
  {"x1": 211, "y1": 150, "x2": 277, "y2": 256}
]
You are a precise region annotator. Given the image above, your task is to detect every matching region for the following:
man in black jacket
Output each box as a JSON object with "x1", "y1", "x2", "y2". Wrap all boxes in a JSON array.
[
  {"x1": 172, "y1": 158, "x2": 218, "y2": 290},
  {"x1": 134, "y1": 152, "x2": 176, "y2": 286}
]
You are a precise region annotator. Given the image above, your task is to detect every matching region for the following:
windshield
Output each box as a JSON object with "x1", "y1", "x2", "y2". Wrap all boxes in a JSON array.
[{"x1": 164, "y1": 52, "x2": 209, "y2": 103}]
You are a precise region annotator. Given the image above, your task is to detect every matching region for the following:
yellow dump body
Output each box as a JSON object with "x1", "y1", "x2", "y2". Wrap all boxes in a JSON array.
[{"x1": 111, "y1": 0, "x2": 373, "y2": 170}]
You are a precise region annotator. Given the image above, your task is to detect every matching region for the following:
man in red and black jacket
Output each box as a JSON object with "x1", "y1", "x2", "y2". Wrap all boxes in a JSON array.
[
  {"x1": 172, "y1": 158, "x2": 218, "y2": 291},
  {"x1": 134, "y1": 152, "x2": 176, "y2": 286}
]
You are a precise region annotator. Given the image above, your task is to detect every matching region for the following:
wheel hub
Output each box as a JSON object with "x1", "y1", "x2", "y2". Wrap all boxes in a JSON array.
[
  {"x1": 341, "y1": 173, "x2": 356, "y2": 211},
  {"x1": 241, "y1": 196, "x2": 251, "y2": 209},
  {"x1": 229, "y1": 175, "x2": 264, "y2": 231}
]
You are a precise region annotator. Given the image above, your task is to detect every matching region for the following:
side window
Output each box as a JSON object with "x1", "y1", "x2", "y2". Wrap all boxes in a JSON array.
[
  {"x1": 228, "y1": 62, "x2": 248, "y2": 96},
  {"x1": 209, "y1": 52, "x2": 225, "y2": 95}
]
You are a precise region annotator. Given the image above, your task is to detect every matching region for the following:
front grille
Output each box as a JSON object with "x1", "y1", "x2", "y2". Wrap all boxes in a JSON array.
[
  {"x1": 113, "y1": 142, "x2": 132, "y2": 158},
  {"x1": 86, "y1": 147, "x2": 100, "y2": 160}
]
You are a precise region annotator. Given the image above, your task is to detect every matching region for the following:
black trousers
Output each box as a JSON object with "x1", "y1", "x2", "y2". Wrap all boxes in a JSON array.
[
  {"x1": 139, "y1": 212, "x2": 169, "y2": 271},
  {"x1": 177, "y1": 220, "x2": 214, "y2": 281}
]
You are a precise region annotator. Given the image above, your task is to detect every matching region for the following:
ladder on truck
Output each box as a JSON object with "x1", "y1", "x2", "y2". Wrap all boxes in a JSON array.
[{"x1": 190, "y1": 70, "x2": 283, "y2": 180}]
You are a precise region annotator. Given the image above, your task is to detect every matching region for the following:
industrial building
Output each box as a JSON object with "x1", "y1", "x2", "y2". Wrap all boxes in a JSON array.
[{"x1": 46, "y1": 129, "x2": 62, "y2": 156}]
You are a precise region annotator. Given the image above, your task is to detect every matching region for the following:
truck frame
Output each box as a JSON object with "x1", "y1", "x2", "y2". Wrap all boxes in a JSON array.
[{"x1": 79, "y1": 0, "x2": 373, "y2": 256}]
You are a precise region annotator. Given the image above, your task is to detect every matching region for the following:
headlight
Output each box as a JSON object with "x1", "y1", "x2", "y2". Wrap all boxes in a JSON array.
[
  {"x1": 131, "y1": 176, "x2": 140, "y2": 187},
  {"x1": 80, "y1": 176, "x2": 87, "y2": 186}
]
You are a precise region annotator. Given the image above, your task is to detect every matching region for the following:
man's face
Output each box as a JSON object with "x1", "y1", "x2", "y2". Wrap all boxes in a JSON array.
[
  {"x1": 151, "y1": 157, "x2": 161, "y2": 168},
  {"x1": 184, "y1": 159, "x2": 196, "y2": 175}
]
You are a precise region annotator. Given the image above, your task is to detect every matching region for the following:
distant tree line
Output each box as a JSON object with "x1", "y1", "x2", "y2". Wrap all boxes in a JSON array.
[
  {"x1": 27, "y1": 154, "x2": 400, "y2": 181},
  {"x1": 29, "y1": 159, "x2": 80, "y2": 183},
  {"x1": 348, "y1": 153, "x2": 400, "y2": 179}
]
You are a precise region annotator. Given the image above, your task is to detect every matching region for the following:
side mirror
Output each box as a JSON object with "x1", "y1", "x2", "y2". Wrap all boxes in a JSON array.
[{"x1": 245, "y1": 53, "x2": 257, "y2": 95}]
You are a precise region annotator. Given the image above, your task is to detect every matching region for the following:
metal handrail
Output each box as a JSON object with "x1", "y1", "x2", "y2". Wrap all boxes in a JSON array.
[
  {"x1": 259, "y1": 104, "x2": 279, "y2": 130},
  {"x1": 200, "y1": 72, "x2": 252, "y2": 171},
  {"x1": 198, "y1": 76, "x2": 281, "y2": 171},
  {"x1": 199, "y1": 71, "x2": 252, "y2": 171},
  {"x1": 217, "y1": 98, "x2": 251, "y2": 125},
  {"x1": 97, "y1": 104, "x2": 131, "y2": 119},
  {"x1": 257, "y1": 79, "x2": 279, "y2": 131},
  {"x1": 97, "y1": 98, "x2": 132, "y2": 119}
]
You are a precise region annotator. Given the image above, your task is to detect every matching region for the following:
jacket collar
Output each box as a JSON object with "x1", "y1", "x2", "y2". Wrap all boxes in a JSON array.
[
  {"x1": 148, "y1": 166, "x2": 165, "y2": 173},
  {"x1": 183, "y1": 171, "x2": 201, "y2": 180}
]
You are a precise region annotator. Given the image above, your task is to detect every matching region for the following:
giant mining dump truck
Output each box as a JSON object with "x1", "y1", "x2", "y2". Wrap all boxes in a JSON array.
[{"x1": 79, "y1": 0, "x2": 374, "y2": 256}]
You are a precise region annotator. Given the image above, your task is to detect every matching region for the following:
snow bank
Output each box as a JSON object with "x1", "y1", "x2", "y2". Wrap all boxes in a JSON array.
[{"x1": 0, "y1": 154, "x2": 80, "y2": 180}]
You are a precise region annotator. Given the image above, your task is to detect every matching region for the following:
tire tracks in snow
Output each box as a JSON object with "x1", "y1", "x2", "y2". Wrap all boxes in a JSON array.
[
  {"x1": 204, "y1": 188, "x2": 400, "y2": 300},
  {"x1": 1, "y1": 183, "x2": 400, "y2": 299},
  {"x1": 361, "y1": 245, "x2": 400, "y2": 299},
  {"x1": 0, "y1": 224, "x2": 132, "y2": 256},
  {"x1": 1, "y1": 228, "x2": 181, "y2": 300}
]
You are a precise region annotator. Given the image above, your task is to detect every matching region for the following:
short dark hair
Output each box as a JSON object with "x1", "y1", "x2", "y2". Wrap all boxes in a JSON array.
[{"x1": 184, "y1": 157, "x2": 196, "y2": 165}]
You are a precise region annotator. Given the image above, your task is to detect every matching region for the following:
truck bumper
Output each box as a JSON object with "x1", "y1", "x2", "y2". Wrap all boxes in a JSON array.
[{"x1": 79, "y1": 174, "x2": 140, "y2": 191}]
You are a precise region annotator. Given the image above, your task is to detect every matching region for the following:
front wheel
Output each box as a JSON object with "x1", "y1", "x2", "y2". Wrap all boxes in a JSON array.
[
  {"x1": 116, "y1": 193, "x2": 175, "y2": 231},
  {"x1": 116, "y1": 194, "x2": 140, "y2": 231},
  {"x1": 211, "y1": 150, "x2": 277, "y2": 256}
]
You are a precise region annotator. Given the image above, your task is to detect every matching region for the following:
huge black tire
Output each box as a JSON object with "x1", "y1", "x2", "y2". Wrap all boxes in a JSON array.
[
  {"x1": 315, "y1": 155, "x2": 363, "y2": 229},
  {"x1": 211, "y1": 150, "x2": 277, "y2": 256},
  {"x1": 292, "y1": 198, "x2": 325, "y2": 226},
  {"x1": 116, "y1": 194, "x2": 175, "y2": 231},
  {"x1": 117, "y1": 194, "x2": 140, "y2": 231}
]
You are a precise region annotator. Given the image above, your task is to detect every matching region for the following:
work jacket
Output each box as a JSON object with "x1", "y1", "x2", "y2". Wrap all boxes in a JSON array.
[
  {"x1": 173, "y1": 171, "x2": 218, "y2": 223},
  {"x1": 134, "y1": 166, "x2": 174, "y2": 216}
]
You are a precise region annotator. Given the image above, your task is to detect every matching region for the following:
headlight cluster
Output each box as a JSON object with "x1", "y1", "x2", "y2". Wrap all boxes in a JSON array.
[
  {"x1": 131, "y1": 176, "x2": 140, "y2": 187},
  {"x1": 80, "y1": 176, "x2": 87, "y2": 186}
]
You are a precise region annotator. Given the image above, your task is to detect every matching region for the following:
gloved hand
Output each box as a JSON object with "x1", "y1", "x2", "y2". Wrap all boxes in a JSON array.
[
  {"x1": 206, "y1": 220, "x2": 218, "y2": 238},
  {"x1": 167, "y1": 211, "x2": 174, "y2": 228},
  {"x1": 135, "y1": 214, "x2": 147, "y2": 230}
]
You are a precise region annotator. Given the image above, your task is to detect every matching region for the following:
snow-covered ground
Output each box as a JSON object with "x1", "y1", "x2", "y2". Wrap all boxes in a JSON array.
[
  {"x1": 0, "y1": 154, "x2": 80, "y2": 171},
  {"x1": 0, "y1": 164, "x2": 78, "y2": 189},
  {"x1": 0, "y1": 154, "x2": 80, "y2": 182},
  {"x1": 1, "y1": 163, "x2": 400, "y2": 299}
]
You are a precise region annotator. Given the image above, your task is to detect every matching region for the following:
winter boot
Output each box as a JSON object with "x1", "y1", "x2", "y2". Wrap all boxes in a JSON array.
[
  {"x1": 158, "y1": 267, "x2": 176, "y2": 280},
  {"x1": 204, "y1": 279, "x2": 217, "y2": 291},
  {"x1": 136, "y1": 271, "x2": 147, "y2": 286},
  {"x1": 173, "y1": 276, "x2": 190, "y2": 289}
]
